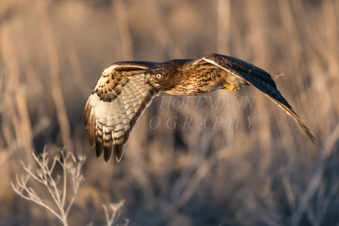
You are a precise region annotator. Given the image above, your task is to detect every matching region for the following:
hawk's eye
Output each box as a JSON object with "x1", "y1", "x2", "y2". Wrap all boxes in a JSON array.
[{"x1": 156, "y1": 74, "x2": 162, "y2": 79}]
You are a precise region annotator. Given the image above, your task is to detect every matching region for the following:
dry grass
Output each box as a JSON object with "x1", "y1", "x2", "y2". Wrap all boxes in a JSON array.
[{"x1": 0, "y1": 0, "x2": 339, "y2": 225}]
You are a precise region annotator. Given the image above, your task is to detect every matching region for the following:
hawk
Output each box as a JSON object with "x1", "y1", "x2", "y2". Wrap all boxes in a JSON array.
[{"x1": 84, "y1": 53, "x2": 317, "y2": 162}]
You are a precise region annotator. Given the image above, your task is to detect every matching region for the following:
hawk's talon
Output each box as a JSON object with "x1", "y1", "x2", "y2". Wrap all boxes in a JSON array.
[{"x1": 224, "y1": 83, "x2": 240, "y2": 92}]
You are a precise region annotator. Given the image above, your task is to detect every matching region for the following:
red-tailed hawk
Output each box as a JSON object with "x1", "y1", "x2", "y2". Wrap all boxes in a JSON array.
[{"x1": 84, "y1": 53, "x2": 317, "y2": 162}]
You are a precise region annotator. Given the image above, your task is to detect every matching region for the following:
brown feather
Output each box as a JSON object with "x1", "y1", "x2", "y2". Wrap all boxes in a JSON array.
[
  {"x1": 87, "y1": 107, "x2": 95, "y2": 148},
  {"x1": 115, "y1": 143, "x2": 124, "y2": 162},
  {"x1": 95, "y1": 140, "x2": 103, "y2": 158},
  {"x1": 103, "y1": 130, "x2": 113, "y2": 162},
  {"x1": 83, "y1": 99, "x2": 91, "y2": 127},
  {"x1": 265, "y1": 95, "x2": 318, "y2": 146}
]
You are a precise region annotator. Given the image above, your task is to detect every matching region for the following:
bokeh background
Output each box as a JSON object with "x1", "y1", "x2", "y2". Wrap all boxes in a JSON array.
[{"x1": 1, "y1": 0, "x2": 339, "y2": 225}]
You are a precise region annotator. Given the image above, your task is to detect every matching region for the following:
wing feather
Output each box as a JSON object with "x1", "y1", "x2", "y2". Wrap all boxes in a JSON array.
[
  {"x1": 87, "y1": 107, "x2": 96, "y2": 148},
  {"x1": 201, "y1": 53, "x2": 318, "y2": 145},
  {"x1": 84, "y1": 62, "x2": 160, "y2": 162},
  {"x1": 95, "y1": 122, "x2": 104, "y2": 158}
]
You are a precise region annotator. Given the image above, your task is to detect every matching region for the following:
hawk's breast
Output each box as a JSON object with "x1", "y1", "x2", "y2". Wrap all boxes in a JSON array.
[{"x1": 163, "y1": 68, "x2": 231, "y2": 96}]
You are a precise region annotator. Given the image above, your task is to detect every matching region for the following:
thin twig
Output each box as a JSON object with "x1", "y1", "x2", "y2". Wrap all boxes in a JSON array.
[
  {"x1": 11, "y1": 149, "x2": 85, "y2": 226},
  {"x1": 103, "y1": 200, "x2": 126, "y2": 226}
]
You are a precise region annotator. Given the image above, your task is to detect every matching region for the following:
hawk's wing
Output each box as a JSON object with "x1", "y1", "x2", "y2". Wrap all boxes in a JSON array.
[
  {"x1": 84, "y1": 61, "x2": 160, "y2": 162},
  {"x1": 193, "y1": 53, "x2": 318, "y2": 145}
]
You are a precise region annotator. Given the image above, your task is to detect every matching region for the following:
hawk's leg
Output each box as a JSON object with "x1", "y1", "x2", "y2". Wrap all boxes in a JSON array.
[{"x1": 224, "y1": 83, "x2": 240, "y2": 92}]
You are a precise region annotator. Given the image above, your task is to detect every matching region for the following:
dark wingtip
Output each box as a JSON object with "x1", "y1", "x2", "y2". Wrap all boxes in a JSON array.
[
  {"x1": 95, "y1": 140, "x2": 103, "y2": 158},
  {"x1": 115, "y1": 145, "x2": 124, "y2": 162},
  {"x1": 307, "y1": 131, "x2": 318, "y2": 147},
  {"x1": 306, "y1": 130, "x2": 318, "y2": 157},
  {"x1": 309, "y1": 132, "x2": 319, "y2": 147},
  {"x1": 264, "y1": 95, "x2": 317, "y2": 148},
  {"x1": 103, "y1": 133, "x2": 113, "y2": 162},
  {"x1": 296, "y1": 118, "x2": 318, "y2": 147},
  {"x1": 103, "y1": 144, "x2": 113, "y2": 162}
]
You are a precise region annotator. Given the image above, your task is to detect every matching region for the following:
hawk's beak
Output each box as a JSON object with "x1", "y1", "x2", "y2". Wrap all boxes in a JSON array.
[{"x1": 144, "y1": 74, "x2": 150, "y2": 85}]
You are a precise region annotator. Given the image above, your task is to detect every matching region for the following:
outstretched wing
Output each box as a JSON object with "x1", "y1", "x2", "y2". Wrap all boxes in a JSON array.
[
  {"x1": 197, "y1": 53, "x2": 318, "y2": 145},
  {"x1": 84, "y1": 61, "x2": 160, "y2": 162}
]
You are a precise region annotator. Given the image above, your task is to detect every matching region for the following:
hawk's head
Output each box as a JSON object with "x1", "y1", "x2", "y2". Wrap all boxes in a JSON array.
[{"x1": 144, "y1": 60, "x2": 186, "y2": 91}]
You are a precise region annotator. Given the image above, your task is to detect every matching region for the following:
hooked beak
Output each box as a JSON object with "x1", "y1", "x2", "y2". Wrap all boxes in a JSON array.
[{"x1": 144, "y1": 74, "x2": 150, "y2": 85}]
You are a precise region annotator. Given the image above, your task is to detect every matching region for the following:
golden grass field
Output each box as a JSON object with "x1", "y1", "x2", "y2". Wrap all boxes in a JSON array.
[{"x1": 0, "y1": 0, "x2": 339, "y2": 225}]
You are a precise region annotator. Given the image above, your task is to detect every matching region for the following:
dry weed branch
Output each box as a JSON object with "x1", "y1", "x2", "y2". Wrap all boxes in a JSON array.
[
  {"x1": 103, "y1": 200, "x2": 128, "y2": 226},
  {"x1": 11, "y1": 148, "x2": 86, "y2": 226}
]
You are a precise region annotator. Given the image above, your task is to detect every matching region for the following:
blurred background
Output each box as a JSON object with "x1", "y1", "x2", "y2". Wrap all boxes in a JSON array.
[{"x1": 1, "y1": 0, "x2": 339, "y2": 225}]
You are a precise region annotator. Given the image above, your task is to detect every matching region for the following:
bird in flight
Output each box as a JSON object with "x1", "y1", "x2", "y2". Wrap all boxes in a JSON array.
[{"x1": 84, "y1": 53, "x2": 317, "y2": 162}]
